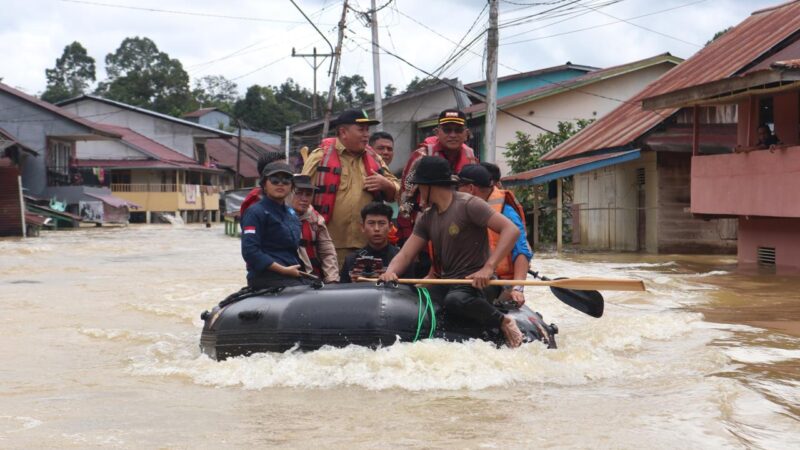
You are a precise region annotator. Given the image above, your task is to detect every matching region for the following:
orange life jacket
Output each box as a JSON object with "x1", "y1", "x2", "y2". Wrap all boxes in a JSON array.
[
  {"x1": 299, "y1": 212, "x2": 322, "y2": 276},
  {"x1": 487, "y1": 188, "x2": 527, "y2": 279},
  {"x1": 313, "y1": 139, "x2": 382, "y2": 223}
]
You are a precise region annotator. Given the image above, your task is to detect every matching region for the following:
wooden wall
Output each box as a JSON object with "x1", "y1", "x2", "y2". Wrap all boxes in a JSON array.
[{"x1": 0, "y1": 166, "x2": 24, "y2": 236}]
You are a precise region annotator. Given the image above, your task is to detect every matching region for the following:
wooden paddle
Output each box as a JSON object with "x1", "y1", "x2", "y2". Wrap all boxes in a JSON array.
[{"x1": 357, "y1": 277, "x2": 645, "y2": 292}]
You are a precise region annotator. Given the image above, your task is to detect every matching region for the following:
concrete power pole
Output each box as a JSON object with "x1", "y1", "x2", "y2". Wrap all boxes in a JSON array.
[
  {"x1": 484, "y1": 0, "x2": 499, "y2": 162},
  {"x1": 370, "y1": 0, "x2": 383, "y2": 131},
  {"x1": 322, "y1": 0, "x2": 348, "y2": 138}
]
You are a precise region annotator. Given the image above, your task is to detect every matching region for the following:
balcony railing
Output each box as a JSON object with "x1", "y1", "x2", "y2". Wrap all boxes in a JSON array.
[{"x1": 111, "y1": 183, "x2": 178, "y2": 192}]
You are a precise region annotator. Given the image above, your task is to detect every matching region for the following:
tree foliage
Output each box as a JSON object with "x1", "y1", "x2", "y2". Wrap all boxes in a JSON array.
[
  {"x1": 96, "y1": 37, "x2": 194, "y2": 116},
  {"x1": 383, "y1": 83, "x2": 397, "y2": 99},
  {"x1": 705, "y1": 26, "x2": 733, "y2": 46},
  {"x1": 192, "y1": 75, "x2": 238, "y2": 111},
  {"x1": 336, "y1": 74, "x2": 373, "y2": 107},
  {"x1": 41, "y1": 41, "x2": 96, "y2": 104},
  {"x1": 504, "y1": 118, "x2": 593, "y2": 244},
  {"x1": 404, "y1": 76, "x2": 438, "y2": 94}
]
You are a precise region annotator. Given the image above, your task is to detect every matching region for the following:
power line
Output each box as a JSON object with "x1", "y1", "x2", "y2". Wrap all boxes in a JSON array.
[
  {"x1": 57, "y1": 0, "x2": 335, "y2": 25},
  {"x1": 578, "y1": 1, "x2": 702, "y2": 47},
  {"x1": 501, "y1": 0, "x2": 707, "y2": 46}
]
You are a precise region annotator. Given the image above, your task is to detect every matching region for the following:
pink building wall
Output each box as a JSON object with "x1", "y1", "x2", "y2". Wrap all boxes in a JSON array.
[{"x1": 738, "y1": 217, "x2": 800, "y2": 270}]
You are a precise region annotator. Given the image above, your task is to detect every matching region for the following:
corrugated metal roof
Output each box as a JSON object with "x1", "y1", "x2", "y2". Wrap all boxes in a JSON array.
[
  {"x1": 205, "y1": 137, "x2": 280, "y2": 179},
  {"x1": 466, "y1": 53, "x2": 681, "y2": 116},
  {"x1": 543, "y1": 0, "x2": 800, "y2": 162},
  {"x1": 502, "y1": 150, "x2": 640, "y2": 186},
  {"x1": 0, "y1": 127, "x2": 38, "y2": 155},
  {"x1": 182, "y1": 107, "x2": 218, "y2": 118},
  {"x1": 57, "y1": 95, "x2": 236, "y2": 137},
  {"x1": 464, "y1": 62, "x2": 598, "y2": 89},
  {"x1": 0, "y1": 83, "x2": 120, "y2": 139}
]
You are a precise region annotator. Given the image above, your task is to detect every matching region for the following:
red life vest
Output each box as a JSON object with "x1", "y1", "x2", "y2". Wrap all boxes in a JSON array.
[
  {"x1": 313, "y1": 139, "x2": 381, "y2": 223},
  {"x1": 420, "y1": 136, "x2": 477, "y2": 172},
  {"x1": 239, "y1": 187, "x2": 261, "y2": 217},
  {"x1": 487, "y1": 188, "x2": 527, "y2": 279},
  {"x1": 299, "y1": 213, "x2": 322, "y2": 276}
]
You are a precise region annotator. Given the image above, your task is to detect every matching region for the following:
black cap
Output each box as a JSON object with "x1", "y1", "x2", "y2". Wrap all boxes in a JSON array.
[
  {"x1": 293, "y1": 174, "x2": 317, "y2": 191},
  {"x1": 438, "y1": 109, "x2": 466, "y2": 126},
  {"x1": 458, "y1": 164, "x2": 492, "y2": 188},
  {"x1": 331, "y1": 109, "x2": 380, "y2": 127},
  {"x1": 409, "y1": 156, "x2": 458, "y2": 186},
  {"x1": 260, "y1": 161, "x2": 293, "y2": 187}
]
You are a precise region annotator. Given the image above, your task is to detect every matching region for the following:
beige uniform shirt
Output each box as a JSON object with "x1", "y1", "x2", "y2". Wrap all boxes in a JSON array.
[{"x1": 302, "y1": 138, "x2": 400, "y2": 250}]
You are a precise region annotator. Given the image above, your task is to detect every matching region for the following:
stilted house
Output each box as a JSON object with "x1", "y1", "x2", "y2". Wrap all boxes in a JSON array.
[{"x1": 641, "y1": 1, "x2": 800, "y2": 270}]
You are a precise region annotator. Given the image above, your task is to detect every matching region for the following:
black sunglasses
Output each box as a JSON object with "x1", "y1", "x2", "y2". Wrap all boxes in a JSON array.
[
  {"x1": 267, "y1": 175, "x2": 293, "y2": 185},
  {"x1": 440, "y1": 125, "x2": 465, "y2": 134}
]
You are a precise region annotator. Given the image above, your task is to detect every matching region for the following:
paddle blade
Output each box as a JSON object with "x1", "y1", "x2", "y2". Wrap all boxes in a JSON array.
[{"x1": 549, "y1": 287, "x2": 604, "y2": 318}]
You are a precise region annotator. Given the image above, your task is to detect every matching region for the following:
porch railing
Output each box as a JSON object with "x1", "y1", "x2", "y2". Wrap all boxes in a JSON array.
[{"x1": 111, "y1": 183, "x2": 178, "y2": 192}]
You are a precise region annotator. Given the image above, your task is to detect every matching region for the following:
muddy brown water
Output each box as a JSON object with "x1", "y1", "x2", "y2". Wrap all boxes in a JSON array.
[{"x1": 1, "y1": 225, "x2": 799, "y2": 448}]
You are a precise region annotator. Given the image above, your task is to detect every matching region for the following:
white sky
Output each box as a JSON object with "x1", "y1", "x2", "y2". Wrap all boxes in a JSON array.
[{"x1": 0, "y1": 0, "x2": 779, "y2": 97}]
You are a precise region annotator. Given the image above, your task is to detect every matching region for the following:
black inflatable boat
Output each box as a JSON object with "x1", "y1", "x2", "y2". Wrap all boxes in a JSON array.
[{"x1": 200, "y1": 282, "x2": 558, "y2": 360}]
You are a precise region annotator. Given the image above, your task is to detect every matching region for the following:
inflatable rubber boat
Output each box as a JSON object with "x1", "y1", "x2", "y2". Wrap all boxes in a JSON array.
[{"x1": 200, "y1": 282, "x2": 558, "y2": 360}]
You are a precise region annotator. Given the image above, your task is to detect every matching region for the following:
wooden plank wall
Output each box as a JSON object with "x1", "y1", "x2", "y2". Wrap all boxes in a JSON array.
[{"x1": 0, "y1": 165, "x2": 23, "y2": 236}]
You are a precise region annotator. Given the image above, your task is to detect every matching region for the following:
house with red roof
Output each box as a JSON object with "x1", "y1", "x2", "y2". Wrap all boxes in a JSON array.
[
  {"x1": 640, "y1": 1, "x2": 800, "y2": 270},
  {"x1": 58, "y1": 95, "x2": 235, "y2": 223},
  {"x1": 504, "y1": 2, "x2": 800, "y2": 255}
]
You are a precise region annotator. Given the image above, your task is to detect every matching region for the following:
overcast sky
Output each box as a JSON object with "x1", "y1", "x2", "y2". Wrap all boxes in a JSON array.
[{"x1": 0, "y1": 0, "x2": 779, "y2": 98}]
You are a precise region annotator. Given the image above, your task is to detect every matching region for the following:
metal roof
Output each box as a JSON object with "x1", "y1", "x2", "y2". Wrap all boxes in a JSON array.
[
  {"x1": 0, "y1": 83, "x2": 120, "y2": 139},
  {"x1": 465, "y1": 54, "x2": 681, "y2": 117},
  {"x1": 543, "y1": 0, "x2": 800, "y2": 162},
  {"x1": 57, "y1": 95, "x2": 236, "y2": 137},
  {"x1": 182, "y1": 107, "x2": 219, "y2": 118},
  {"x1": 205, "y1": 137, "x2": 281, "y2": 178},
  {"x1": 0, "y1": 127, "x2": 38, "y2": 155},
  {"x1": 464, "y1": 62, "x2": 598, "y2": 89},
  {"x1": 502, "y1": 150, "x2": 641, "y2": 187}
]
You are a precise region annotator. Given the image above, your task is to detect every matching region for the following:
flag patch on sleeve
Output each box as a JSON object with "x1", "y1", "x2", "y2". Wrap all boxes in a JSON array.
[{"x1": 243, "y1": 226, "x2": 256, "y2": 234}]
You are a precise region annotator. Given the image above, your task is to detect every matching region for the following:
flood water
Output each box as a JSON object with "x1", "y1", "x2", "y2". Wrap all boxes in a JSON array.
[{"x1": 1, "y1": 225, "x2": 799, "y2": 448}]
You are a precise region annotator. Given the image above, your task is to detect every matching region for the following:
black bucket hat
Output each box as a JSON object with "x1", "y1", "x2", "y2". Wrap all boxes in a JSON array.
[
  {"x1": 457, "y1": 164, "x2": 492, "y2": 188},
  {"x1": 292, "y1": 174, "x2": 318, "y2": 191},
  {"x1": 409, "y1": 156, "x2": 458, "y2": 186}
]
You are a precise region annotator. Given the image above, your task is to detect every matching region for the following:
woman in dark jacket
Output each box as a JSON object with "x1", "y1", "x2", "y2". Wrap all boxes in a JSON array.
[{"x1": 241, "y1": 161, "x2": 305, "y2": 288}]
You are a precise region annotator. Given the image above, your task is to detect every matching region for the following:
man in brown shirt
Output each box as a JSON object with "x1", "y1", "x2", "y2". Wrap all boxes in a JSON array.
[
  {"x1": 379, "y1": 156, "x2": 523, "y2": 347},
  {"x1": 302, "y1": 110, "x2": 400, "y2": 267}
]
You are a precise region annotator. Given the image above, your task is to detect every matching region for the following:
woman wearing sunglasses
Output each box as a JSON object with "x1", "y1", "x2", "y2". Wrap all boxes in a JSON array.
[{"x1": 241, "y1": 161, "x2": 306, "y2": 289}]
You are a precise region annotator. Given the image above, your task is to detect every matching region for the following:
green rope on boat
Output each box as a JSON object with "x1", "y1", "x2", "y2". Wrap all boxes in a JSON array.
[{"x1": 414, "y1": 287, "x2": 436, "y2": 341}]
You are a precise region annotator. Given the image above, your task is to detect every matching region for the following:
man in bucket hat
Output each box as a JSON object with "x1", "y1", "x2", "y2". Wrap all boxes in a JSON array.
[
  {"x1": 378, "y1": 156, "x2": 524, "y2": 348},
  {"x1": 302, "y1": 109, "x2": 400, "y2": 268}
]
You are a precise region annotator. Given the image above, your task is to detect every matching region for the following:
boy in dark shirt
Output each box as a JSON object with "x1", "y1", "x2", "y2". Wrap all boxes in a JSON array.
[{"x1": 341, "y1": 202, "x2": 414, "y2": 282}]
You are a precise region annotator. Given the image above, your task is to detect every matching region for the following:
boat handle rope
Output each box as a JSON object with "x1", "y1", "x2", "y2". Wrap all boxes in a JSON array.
[{"x1": 414, "y1": 287, "x2": 436, "y2": 341}]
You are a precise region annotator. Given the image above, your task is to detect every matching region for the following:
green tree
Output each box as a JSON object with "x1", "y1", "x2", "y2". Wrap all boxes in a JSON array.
[
  {"x1": 504, "y1": 118, "x2": 593, "y2": 244},
  {"x1": 404, "y1": 76, "x2": 437, "y2": 94},
  {"x1": 706, "y1": 26, "x2": 733, "y2": 46},
  {"x1": 192, "y1": 75, "x2": 238, "y2": 111},
  {"x1": 233, "y1": 85, "x2": 301, "y2": 133},
  {"x1": 41, "y1": 41, "x2": 96, "y2": 104},
  {"x1": 336, "y1": 74, "x2": 372, "y2": 107},
  {"x1": 96, "y1": 37, "x2": 193, "y2": 116},
  {"x1": 384, "y1": 84, "x2": 397, "y2": 99},
  {"x1": 274, "y1": 78, "x2": 316, "y2": 120}
]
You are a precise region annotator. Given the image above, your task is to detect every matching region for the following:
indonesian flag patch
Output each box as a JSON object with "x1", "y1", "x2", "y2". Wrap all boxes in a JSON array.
[{"x1": 243, "y1": 226, "x2": 256, "y2": 234}]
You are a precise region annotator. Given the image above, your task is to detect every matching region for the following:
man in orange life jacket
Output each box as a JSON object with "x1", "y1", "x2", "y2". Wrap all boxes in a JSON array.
[
  {"x1": 291, "y1": 174, "x2": 339, "y2": 283},
  {"x1": 302, "y1": 109, "x2": 400, "y2": 266},
  {"x1": 457, "y1": 164, "x2": 533, "y2": 307},
  {"x1": 398, "y1": 109, "x2": 479, "y2": 244}
]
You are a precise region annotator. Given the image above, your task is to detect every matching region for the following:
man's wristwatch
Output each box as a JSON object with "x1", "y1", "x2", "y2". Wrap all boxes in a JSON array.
[{"x1": 512, "y1": 285, "x2": 525, "y2": 293}]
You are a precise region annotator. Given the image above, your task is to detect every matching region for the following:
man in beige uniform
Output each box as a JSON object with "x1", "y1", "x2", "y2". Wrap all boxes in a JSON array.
[{"x1": 302, "y1": 110, "x2": 400, "y2": 266}]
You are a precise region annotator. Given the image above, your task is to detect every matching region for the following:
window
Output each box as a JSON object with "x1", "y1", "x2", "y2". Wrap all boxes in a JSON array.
[
  {"x1": 195, "y1": 143, "x2": 207, "y2": 165},
  {"x1": 47, "y1": 140, "x2": 72, "y2": 185},
  {"x1": 758, "y1": 96, "x2": 774, "y2": 129}
]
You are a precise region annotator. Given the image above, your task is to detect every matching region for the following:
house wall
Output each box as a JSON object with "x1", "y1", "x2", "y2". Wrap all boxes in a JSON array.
[
  {"x1": 573, "y1": 152, "x2": 657, "y2": 252},
  {"x1": 496, "y1": 63, "x2": 675, "y2": 176},
  {"x1": 738, "y1": 217, "x2": 800, "y2": 270},
  {"x1": 197, "y1": 111, "x2": 231, "y2": 130},
  {"x1": 656, "y1": 152, "x2": 737, "y2": 254},
  {"x1": 0, "y1": 166, "x2": 24, "y2": 236},
  {"x1": 60, "y1": 99, "x2": 216, "y2": 159},
  {"x1": 0, "y1": 93, "x2": 94, "y2": 195}
]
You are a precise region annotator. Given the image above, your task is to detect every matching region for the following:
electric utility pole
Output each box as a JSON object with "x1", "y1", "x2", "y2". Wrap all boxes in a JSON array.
[
  {"x1": 292, "y1": 47, "x2": 333, "y2": 119},
  {"x1": 484, "y1": 0, "x2": 499, "y2": 162},
  {"x1": 370, "y1": 0, "x2": 383, "y2": 131},
  {"x1": 322, "y1": 0, "x2": 348, "y2": 138}
]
